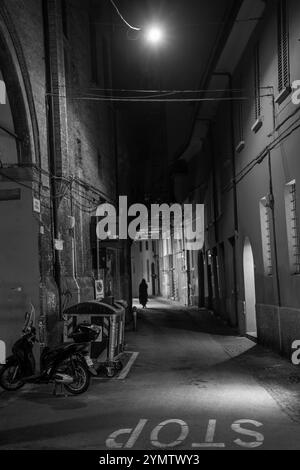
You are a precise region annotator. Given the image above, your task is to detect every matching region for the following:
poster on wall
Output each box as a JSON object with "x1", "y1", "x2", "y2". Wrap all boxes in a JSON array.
[{"x1": 95, "y1": 279, "x2": 104, "y2": 301}]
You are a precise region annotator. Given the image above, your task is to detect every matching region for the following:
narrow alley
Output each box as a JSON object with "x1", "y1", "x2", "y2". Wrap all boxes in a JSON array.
[
  {"x1": 1, "y1": 299, "x2": 300, "y2": 450},
  {"x1": 2, "y1": 0, "x2": 300, "y2": 457}
]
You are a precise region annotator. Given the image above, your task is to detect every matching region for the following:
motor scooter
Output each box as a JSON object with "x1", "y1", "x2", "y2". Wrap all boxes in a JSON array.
[{"x1": 0, "y1": 311, "x2": 91, "y2": 395}]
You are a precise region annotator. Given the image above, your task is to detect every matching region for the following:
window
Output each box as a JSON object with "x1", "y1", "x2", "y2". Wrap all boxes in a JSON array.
[
  {"x1": 254, "y1": 44, "x2": 261, "y2": 120},
  {"x1": 0, "y1": 69, "x2": 18, "y2": 164},
  {"x1": 236, "y1": 76, "x2": 245, "y2": 149},
  {"x1": 139, "y1": 242, "x2": 143, "y2": 253},
  {"x1": 260, "y1": 198, "x2": 273, "y2": 276},
  {"x1": 146, "y1": 241, "x2": 149, "y2": 251},
  {"x1": 98, "y1": 153, "x2": 103, "y2": 178},
  {"x1": 238, "y1": 101, "x2": 244, "y2": 142},
  {"x1": 89, "y1": 15, "x2": 98, "y2": 83},
  {"x1": 102, "y1": 38, "x2": 111, "y2": 93},
  {"x1": 285, "y1": 181, "x2": 300, "y2": 275},
  {"x1": 277, "y1": 0, "x2": 290, "y2": 93},
  {"x1": 61, "y1": 0, "x2": 68, "y2": 38},
  {"x1": 146, "y1": 260, "x2": 150, "y2": 283}
]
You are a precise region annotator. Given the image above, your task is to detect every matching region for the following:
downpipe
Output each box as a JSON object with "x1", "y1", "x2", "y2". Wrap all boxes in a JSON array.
[
  {"x1": 42, "y1": 0, "x2": 62, "y2": 308},
  {"x1": 213, "y1": 72, "x2": 239, "y2": 326}
]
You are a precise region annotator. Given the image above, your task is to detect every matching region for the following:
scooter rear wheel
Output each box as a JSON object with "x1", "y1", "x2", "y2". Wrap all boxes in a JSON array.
[
  {"x1": 0, "y1": 364, "x2": 25, "y2": 391},
  {"x1": 64, "y1": 361, "x2": 90, "y2": 395}
]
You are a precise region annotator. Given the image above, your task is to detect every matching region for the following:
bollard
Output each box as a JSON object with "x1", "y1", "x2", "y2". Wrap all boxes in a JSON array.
[{"x1": 132, "y1": 307, "x2": 137, "y2": 332}]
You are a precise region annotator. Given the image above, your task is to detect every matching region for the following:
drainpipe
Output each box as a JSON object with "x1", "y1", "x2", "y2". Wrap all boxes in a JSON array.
[
  {"x1": 213, "y1": 72, "x2": 239, "y2": 326},
  {"x1": 267, "y1": 151, "x2": 282, "y2": 352},
  {"x1": 69, "y1": 179, "x2": 81, "y2": 304},
  {"x1": 208, "y1": 122, "x2": 219, "y2": 245},
  {"x1": 262, "y1": 88, "x2": 283, "y2": 351},
  {"x1": 42, "y1": 0, "x2": 62, "y2": 309}
]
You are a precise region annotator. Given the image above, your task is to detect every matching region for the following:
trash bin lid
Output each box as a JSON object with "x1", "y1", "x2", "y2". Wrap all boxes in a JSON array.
[
  {"x1": 64, "y1": 301, "x2": 123, "y2": 317},
  {"x1": 115, "y1": 300, "x2": 128, "y2": 308}
]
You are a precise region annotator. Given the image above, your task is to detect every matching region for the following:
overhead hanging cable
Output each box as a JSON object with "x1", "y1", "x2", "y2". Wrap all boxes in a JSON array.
[
  {"x1": 46, "y1": 93, "x2": 248, "y2": 103},
  {"x1": 109, "y1": 0, "x2": 141, "y2": 31}
]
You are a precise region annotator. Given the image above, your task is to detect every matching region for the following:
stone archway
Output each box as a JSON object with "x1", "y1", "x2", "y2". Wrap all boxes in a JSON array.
[{"x1": 0, "y1": 3, "x2": 39, "y2": 165}]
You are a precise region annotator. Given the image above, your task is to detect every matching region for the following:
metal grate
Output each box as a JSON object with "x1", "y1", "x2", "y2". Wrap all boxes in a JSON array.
[
  {"x1": 277, "y1": 0, "x2": 290, "y2": 92},
  {"x1": 238, "y1": 100, "x2": 244, "y2": 141},
  {"x1": 260, "y1": 199, "x2": 273, "y2": 277},
  {"x1": 289, "y1": 184, "x2": 300, "y2": 274},
  {"x1": 264, "y1": 206, "x2": 273, "y2": 276}
]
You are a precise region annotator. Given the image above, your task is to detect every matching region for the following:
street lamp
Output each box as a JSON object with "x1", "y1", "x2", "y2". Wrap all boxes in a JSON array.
[{"x1": 144, "y1": 25, "x2": 165, "y2": 45}]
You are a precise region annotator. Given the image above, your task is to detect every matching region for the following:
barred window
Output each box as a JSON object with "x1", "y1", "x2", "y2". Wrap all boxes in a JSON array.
[
  {"x1": 285, "y1": 181, "x2": 300, "y2": 275},
  {"x1": 238, "y1": 99, "x2": 244, "y2": 142},
  {"x1": 254, "y1": 44, "x2": 261, "y2": 120},
  {"x1": 89, "y1": 14, "x2": 98, "y2": 84},
  {"x1": 260, "y1": 198, "x2": 273, "y2": 276},
  {"x1": 277, "y1": 0, "x2": 290, "y2": 92}
]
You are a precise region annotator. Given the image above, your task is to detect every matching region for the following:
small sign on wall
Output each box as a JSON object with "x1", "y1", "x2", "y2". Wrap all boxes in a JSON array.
[
  {"x1": 0, "y1": 80, "x2": 6, "y2": 105},
  {"x1": 0, "y1": 340, "x2": 6, "y2": 364},
  {"x1": 95, "y1": 279, "x2": 104, "y2": 301},
  {"x1": 33, "y1": 198, "x2": 41, "y2": 214},
  {"x1": 54, "y1": 239, "x2": 64, "y2": 251}
]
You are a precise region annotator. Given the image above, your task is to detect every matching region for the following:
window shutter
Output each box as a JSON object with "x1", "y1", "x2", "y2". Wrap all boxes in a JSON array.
[
  {"x1": 277, "y1": 0, "x2": 290, "y2": 92},
  {"x1": 254, "y1": 44, "x2": 261, "y2": 120}
]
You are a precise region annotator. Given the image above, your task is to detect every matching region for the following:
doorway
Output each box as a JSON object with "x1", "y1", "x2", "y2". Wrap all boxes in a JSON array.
[{"x1": 243, "y1": 238, "x2": 257, "y2": 336}]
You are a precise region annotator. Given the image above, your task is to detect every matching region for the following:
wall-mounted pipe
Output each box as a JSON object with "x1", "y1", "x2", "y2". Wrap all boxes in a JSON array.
[
  {"x1": 42, "y1": 0, "x2": 62, "y2": 308},
  {"x1": 213, "y1": 72, "x2": 239, "y2": 326}
]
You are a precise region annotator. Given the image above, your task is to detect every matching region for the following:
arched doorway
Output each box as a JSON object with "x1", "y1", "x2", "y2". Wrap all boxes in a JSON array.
[{"x1": 243, "y1": 238, "x2": 257, "y2": 336}]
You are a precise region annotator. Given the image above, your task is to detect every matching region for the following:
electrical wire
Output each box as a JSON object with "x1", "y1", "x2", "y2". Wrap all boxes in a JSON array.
[
  {"x1": 223, "y1": 116, "x2": 300, "y2": 192},
  {"x1": 108, "y1": 0, "x2": 141, "y2": 31},
  {"x1": 46, "y1": 93, "x2": 249, "y2": 103},
  {"x1": 84, "y1": 87, "x2": 245, "y2": 94},
  {"x1": 75, "y1": 91, "x2": 179, "y2": 100},
  {"x1": 92, "y1": 17, "x2": 263, "y2": 28},
  {"x1": 0, "y1": 169, "x2": 106, "y2": 214},
  {"x1": 50, "y1": 84, "x2": 246, "y2": 94}
]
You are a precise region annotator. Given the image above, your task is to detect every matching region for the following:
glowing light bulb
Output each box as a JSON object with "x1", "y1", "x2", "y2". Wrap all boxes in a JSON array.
[{"x1": 145, "y1": 25, "x2": 164, "y2": 45}]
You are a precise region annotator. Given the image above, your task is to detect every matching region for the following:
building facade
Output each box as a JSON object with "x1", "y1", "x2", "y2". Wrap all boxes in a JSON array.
[
  {"x1": 0, "y1": 0, "x2": 131, "y2": 359},
  {"x1": 174, "y1": 0, "x2": 300, "y2": 358}
]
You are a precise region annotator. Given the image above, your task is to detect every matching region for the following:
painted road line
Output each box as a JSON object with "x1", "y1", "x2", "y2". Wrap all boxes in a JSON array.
[
  {"x1": 192, "y1": 443, "x2": 226, "y2": 448},
  {"x1": 117, "y1": 352, "x2": 139, "y2": 380},
  {"x1": 192, "y1": 420, "x2": 225, "y2": 448},
  {"x1": 151, "y1": 420, "x2": 189, "y2": 449}
]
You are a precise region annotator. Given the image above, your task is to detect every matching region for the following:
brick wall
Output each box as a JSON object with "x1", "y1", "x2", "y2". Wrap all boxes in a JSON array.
[{"x1": 0, "y1": 0, "x2": 130, "y2": 349}]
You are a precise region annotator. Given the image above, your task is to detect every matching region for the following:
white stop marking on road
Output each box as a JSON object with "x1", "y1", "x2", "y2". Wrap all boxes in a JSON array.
[{"x1": 150, "y1": 419, "x2": 189, "y2": 449}]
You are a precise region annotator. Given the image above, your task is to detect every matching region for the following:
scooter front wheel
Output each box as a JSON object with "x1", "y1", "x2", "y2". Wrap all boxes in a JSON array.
[
  {"x1": 0, "y1": 364, "x2": 25, "y2": 391},
  {"x1": 64, "y1": 361, "x2": 90, "y2": 395}
]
